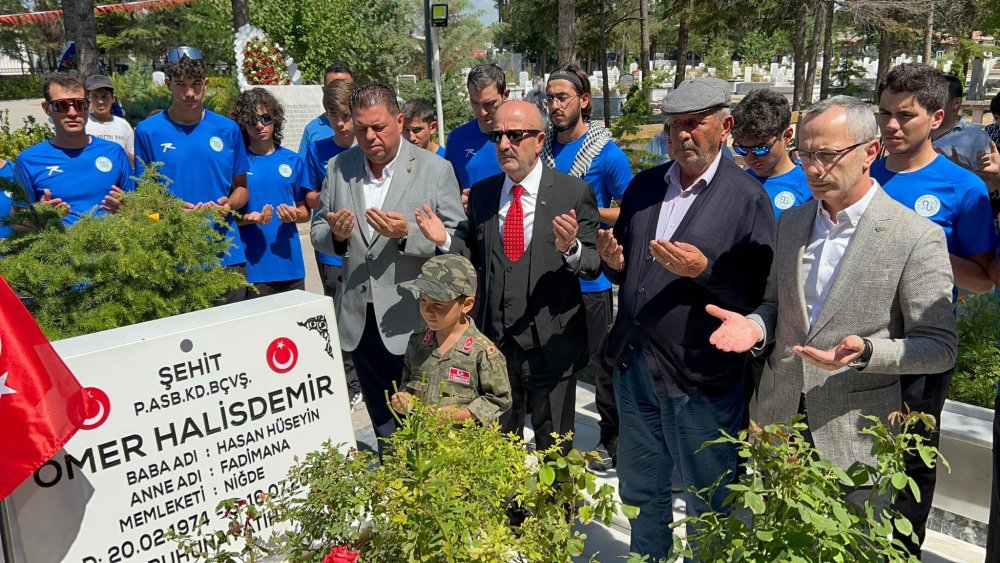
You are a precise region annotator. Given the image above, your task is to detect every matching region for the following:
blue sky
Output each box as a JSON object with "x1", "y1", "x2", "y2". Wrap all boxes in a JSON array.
[{"x1": 472, "y1": 0, "x2": 498, "y2": 24}]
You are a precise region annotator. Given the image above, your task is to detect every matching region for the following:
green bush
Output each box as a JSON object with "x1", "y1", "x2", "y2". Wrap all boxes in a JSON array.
[
  {"x1": 397, "y1": 74, "x2": 474, "y2": 137},
  {"x1": 0, "y1": 74, "x2": 44, "y2": 101},
  {"x1": 0, "y1": 110, "x2": 52, "y2": 162},
  {"x1": 0, "y1": 163, "x2": 248, "y2": 340},
  {"x1": 673, "y1": 412, "x2": 944, "y2": 562},
  {"x1": 951, "y1": 293, "x2": 1000, "y2": 408}
]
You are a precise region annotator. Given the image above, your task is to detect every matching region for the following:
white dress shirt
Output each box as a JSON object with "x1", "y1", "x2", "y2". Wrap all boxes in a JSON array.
[
  {"x1": 655, "y1": 150, "x2": 722, "y2": 241},
  {"x1": 802, "y1": 179, "x2": 879, "y2": 327},
  {"x1": 362, "y1": 151, "x2": 401, "y2": 239}
]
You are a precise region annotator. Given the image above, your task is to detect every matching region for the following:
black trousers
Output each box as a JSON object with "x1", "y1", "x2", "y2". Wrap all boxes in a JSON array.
[
  {"x1": 317, "y1": 258, "x2": 360, "y2": 397},
  {"x1": 499, "y1": 340, "x2": 576, "y2": 454},
  {"x1": 219, "y1": 263, "x2": 249, "y2": 304},
  {"x1": 891, "y1": 370, "x2": 953, "y2": 557},
  {"x1": 986, "y1": 394, "x2": 1000, "y2": 563},
  {"x1": 582, "y1": 290, "x2": 617, "y2": 445},
  {"x1": 352, "y1": 304, "x2": 404, "y2": 455},
  {"x1": 249, "y1": 278, "x2": 305, "y2": 297}
]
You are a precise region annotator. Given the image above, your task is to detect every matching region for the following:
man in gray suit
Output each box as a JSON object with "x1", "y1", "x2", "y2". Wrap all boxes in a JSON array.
[
  {"x1": 707, "y1": 95, "x2": 957, "y2": 480},
  {"x1": 310, "y1": 81, "x2": 465, "y2": 451}
]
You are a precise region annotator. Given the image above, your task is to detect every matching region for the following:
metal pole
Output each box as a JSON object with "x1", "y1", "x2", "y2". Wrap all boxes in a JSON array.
[
  {"x1": 1, "y1": 498, "x2": 23, "y2": 563},
  {"x1": 423, "y1": 0, "x2": 433, "y2": 80},
  {"x1": 432, "y1": 26, "x2": 446, "y2": 148}
]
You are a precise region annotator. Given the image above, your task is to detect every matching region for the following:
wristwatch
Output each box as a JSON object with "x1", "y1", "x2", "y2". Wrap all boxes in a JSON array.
[
  {"x1": 561, "y1": 238, "x2": 579, "y2": 257},
  {"x1": 847, "y1": 338, "x2": 873, "y2": 370}
]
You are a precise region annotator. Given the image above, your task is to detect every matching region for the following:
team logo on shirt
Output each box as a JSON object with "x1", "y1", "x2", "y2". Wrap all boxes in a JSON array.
[
  {"x1": 45, "y1": 165, "x2": 63, "y2": 176},
  {"x1": 160, "y1": 142, "x2": 176, "y2": 153},
  {"x1": 95, "y1": 156, "x2": 113, "y2": 173},
  {"x1": 209, "y1": 136, "x2": 224, "y2": 152},
  {"x1": 914, "y1": 194, "x2": 941, "y2": 218},
  {"x1": 278, "y1": 163, "x2": 293, "y2": 178},
  {"x1": 465, "y1": 148, "x2": 476, "y2": 158},
  {"x1": 773, "y1": 191, "x2": 796, "y2": 210}
]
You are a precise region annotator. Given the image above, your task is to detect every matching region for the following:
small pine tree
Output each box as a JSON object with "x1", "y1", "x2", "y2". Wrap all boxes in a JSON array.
[{"x1": 0, "y1": 164, "x2": 249, "y2": 340}]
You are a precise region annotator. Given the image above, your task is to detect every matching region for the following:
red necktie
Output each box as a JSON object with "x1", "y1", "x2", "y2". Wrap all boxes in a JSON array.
[{"x1": 503, "y1": 184, "x2": 525, "y2": 261}]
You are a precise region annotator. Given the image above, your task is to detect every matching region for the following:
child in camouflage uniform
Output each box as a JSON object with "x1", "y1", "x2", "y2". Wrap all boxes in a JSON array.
[{"x1": 390, "y1": 254, "x2": 511, "y2": 424}]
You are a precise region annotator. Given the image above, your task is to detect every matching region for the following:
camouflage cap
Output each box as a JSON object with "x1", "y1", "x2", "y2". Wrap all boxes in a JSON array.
[{"x1": 401, "y1": 254, "x2": 478, "y2": 301}]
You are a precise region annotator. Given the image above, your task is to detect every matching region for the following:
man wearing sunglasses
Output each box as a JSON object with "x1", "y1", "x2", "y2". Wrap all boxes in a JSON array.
[
  {"x1": 135, "y1": 46, "x2": 251, "y2": 303},
  {"x1": 732, "y1": 89, "x2": 811, "y2": 219},
  {"x1": 14, "y1": 73, "x2": 134, "y2": 227},
  {"x1": 416, "y1": 100, "x2": 601, "y2": 455},
  {"x1": 595, "y1": 77, "x2": 775, "y2": 558},
  {"x1": 872, "y1": 62, "x2": 996, "y2": 557},
  {"x1": 540, "y1": 63, "x2": 633, "y2": 472}
]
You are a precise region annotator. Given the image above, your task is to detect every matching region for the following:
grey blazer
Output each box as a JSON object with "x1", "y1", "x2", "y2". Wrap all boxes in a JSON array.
[
  {"x1": 310, "y1": 141, "x2": 465, "y2": 355},
  {"x1": 748, "y1": 185, "x2": 957, "y2": 470}
]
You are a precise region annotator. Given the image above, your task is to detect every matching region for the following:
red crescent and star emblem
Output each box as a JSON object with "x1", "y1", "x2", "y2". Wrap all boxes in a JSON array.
[
  {"x1": 266, "y1": 337, "x2": 298, "y2": 374},
  {"x1": 79, "y1": 387, "x2": 111, "y2": 430}
]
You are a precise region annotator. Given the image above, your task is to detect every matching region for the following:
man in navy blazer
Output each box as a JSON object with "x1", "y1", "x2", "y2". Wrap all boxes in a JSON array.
[{"x1": 597, "y1": 78, "x2": 775, "y2": 558}]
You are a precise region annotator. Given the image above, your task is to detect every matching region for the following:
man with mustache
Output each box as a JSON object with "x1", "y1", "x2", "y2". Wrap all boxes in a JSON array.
[
  {"x1": 871, "y1": 62, "x2": 996, "y2": 557},
  {"x1": 541, "y1": 63, "x2": 633, "y2": 471},
  {"x1": 416, "y1": 100, "x2": 601, "y2": 454},
  {"x1": 596, "y1": 77, "x2": 775, "y2": 558}
]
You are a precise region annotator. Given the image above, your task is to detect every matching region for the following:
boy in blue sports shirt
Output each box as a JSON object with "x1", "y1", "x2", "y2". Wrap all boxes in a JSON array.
[
  {"x1": 297, "y1": 62, "x2": 353, "y2": 156},
  {"x1": 731, "y1": 89, "x2": 811, "y2": 219},
  {"x1": 873, "y1": 62, "x2": 997, "y2": 558},
  {"x1": 402, "y1": 99, "x2": 445, "y2": 157},
  {"x1": 134, "y1": 46, "x2": 250, "y2": 303},
  {"x1": 231, "y1": 88, "x2": 310, "y2": 296},
  {"x1": 15, "y1": 73, "x2": 132, "y2": 227},
  {"x1": 445, "y1": 64, "x2": 507, "y2": 202},
  {"x1": 0, "y1": 157, "x2": 15, "y2": 238}
]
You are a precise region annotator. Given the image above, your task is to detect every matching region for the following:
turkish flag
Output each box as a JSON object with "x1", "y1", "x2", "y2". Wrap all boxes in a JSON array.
[{"x1": 0, "y1": 276, "x2": 91, "y2": 499}]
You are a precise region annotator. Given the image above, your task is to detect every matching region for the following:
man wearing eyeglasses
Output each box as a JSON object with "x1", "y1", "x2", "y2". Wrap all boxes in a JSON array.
[
  {"x1": 595, "y1": 77, "x2": 775, "y2": 558},
  {"x1": 14, "y1": 73, "x2": 133, "y2": 227},
  {"x1": 135, "y1": 46, "x2": 251, "y2": 303},
  {"x1": 707, "y1": 95, "x2": 956, "y2": 541},
  {"x1": 732, "y1": 89, "x2": 811, "y2": 219},
  {"x1": 444, "y1": 64, "x2": 507, "y2": 195},
  {"x1": 871, "y1": 62, "x2": 996, "y2": 557},
  {"x1": 541, "y1": 63, "x2": 633, "y2": 471},
  {"x1": 416, "y1": 100, "x2": 601, "y2": 454}
]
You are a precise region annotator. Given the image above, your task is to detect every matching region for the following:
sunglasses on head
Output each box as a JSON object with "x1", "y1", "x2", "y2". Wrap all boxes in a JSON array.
[
  {"x1": 255, "y1": 113, "x2": 273, "y2": 126},
  {"x1": 733, "y1": 137, "x2": 778, "y2": 158},
  {"x1": 486, "y1": 129, "x2": 541, "y2": 144},
  {"x1": 166, "y1": 46, "x2": 205, "y2": 63},
  {"x1": 48, "y1": 98, "x2": 89, "y2": 113}
]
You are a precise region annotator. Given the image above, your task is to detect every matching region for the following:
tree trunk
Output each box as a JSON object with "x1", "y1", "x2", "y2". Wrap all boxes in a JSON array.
[
  {"x1": 639, "y1": 0, "x2": 650, "y2": 85},
  {"x1": 923, "y1": 8, "x2": 934, "y2": 64},
  {"x1": 819, "y1": 0, "x2": 834, "y2": 100},
  {"x1": 792, "y1": 2, "x2": 807, "y2": 110},
  {"x1": 803, "y1": 6, "x2": 824, "y2": 106},
  {"x1": 876, "y1": 28, "x2": 894, "y2": 101},
  {"x1": 674, "y1": 10, "x2": 689, "y2": 87},
  {"x1": 76, "y1": 0, "x2": 99, "y2": 75},
  {"x1": 600, "y1": 0, "x2": 611, "y2": 125},
  {"x1": 231, "y1": 0, "x2": 250, "y2": 32},
  {"x1": 558, "y1": 0, "x2": 576, "y2": 64},
  {"x1": 61, "y1": 0, "x2": 77, "y2": 44}
]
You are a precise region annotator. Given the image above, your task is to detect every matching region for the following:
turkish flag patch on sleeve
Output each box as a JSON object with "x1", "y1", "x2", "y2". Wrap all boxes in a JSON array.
[{"x1": 447, "y1": 367, "x2": 471, "y2": 385}]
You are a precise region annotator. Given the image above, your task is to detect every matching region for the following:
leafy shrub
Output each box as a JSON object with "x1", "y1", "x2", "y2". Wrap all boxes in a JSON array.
[
  {"x1": 0, "y1": 163, "x2": 248, "y2": 340},
  {"x1": 174, "y1": 397, "x2": 633, "y2": 562},
  {"x1": 0, "y1": 74, "x2": 44, "y2": 101},
  {"x1": 397, "y1": 74, "x2": 474, "y2": 137},
  {"x1": 673, "y1": 412, "x2": 944, "y2": 562},
  {"x1": 0, "y1": 110, "x2": 52, "y2": 162},
  {"x1": 951, "y1": 293, "x2": 1000, "y2": 408}
]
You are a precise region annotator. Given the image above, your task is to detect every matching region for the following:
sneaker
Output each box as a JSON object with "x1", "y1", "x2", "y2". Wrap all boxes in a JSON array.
[
  {"x1": 587, "y1": 443, "x2": 616, "y2": 472},
  {"x1": 350, "y1": 392, "x2": 363, "y2": 411}
]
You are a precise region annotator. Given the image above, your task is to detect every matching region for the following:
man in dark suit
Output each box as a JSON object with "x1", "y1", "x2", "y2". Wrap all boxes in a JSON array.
[
  {"x1": 596, "y1": 78, "x2": 775, "y2": 558},
  {"x1": 415, "y1": 99, "x2": 600, "y2": 452}
]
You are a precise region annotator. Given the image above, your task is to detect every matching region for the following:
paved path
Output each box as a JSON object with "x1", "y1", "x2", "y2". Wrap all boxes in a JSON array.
[{"x1": 0, "y1": 98, "x2": 47, "y2": 128}]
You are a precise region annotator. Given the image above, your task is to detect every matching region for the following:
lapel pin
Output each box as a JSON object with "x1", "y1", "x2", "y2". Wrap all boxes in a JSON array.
[
  {"x1": 875, "y1": 226, "x2": 885, "y2": 232},
  {"x1": 407, "y1": 164, "x2": 414, "y2": 174},
  {"x1": 539, "y1": 200, "x2": 547, "y2": 206}
]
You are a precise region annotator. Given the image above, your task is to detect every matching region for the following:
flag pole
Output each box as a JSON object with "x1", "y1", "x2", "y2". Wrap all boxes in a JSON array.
[{"x1": 0, "y1": 498, "x2": 23, "y2": 562}]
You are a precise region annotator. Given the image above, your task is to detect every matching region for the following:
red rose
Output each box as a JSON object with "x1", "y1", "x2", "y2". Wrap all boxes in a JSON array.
[{"x1": 322, "y1": 546, "x2": 359, "y2": 563}]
